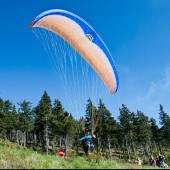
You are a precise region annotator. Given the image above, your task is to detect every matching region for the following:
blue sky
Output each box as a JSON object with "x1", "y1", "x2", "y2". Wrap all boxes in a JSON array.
[{"x1": 0, "y1": 0, "x2": 170, "y2": 122}]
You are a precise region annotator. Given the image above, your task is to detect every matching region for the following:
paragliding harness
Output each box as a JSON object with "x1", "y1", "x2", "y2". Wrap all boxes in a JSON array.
[
  {"x1": 81, "y1": 138, "x2": 88, "y2": 155},
  {"x1": 81, "y1": 138, "x2": 94, "y2": 155}
]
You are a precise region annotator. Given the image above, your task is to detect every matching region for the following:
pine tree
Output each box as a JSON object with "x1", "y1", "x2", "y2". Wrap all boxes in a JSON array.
[
  {"x1": 159, "y1": 105, "x2": 170, "y2": 147},
  {"x1": 133, "y1": 110, "x2": 151, "y2": 144},
  {"x1": 118, "y1": 104, "x2": 134, "y2": 139},
  {"x1": 18, "y1": 100, "x2": 34, "y2": 147},
  {"x1": 0, "y1": 98, "x2": 20, "y2": 143},
  {"x1": 96, "y1": 99, "x2": 118, "y2": 160},
  {"x1": 34, "y1": 91, "x2": 52, "y2": 151},
  {"x1": 150, "y1": 118, "x2": 161, "y2": 142},
  {"x1": 85, "y1": 98, "x2": 97, "y2": 134},
  {"x1": 149, "y1": 118, "x2": 162, "y2": 153},
  {"x1": 11, "y1": 105, "x2": 20, "y2": 144},
  {"x1": 2, "y1": 100, "x2": 14, "y2": 141},
  {"x1": 0, "y1": 98, "x2": 4, "y2": 119},
  {"x1": 97, "y1": 99, "x2": 117, "y2": 138},
  {"x1": 51, "y1": 99, "x2": 67, "y2": 137},
  {"x1": 50, "y1": 99, "x2": 77, "y2": 156},
  {"x1": 0, "y1": 98, "x2": 5, "y2": 135}
]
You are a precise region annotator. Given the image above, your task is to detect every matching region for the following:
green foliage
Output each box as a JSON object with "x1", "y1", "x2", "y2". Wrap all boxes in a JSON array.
[
  {"x1": 134, "y1": 110, "x2": 152, "y2": 144},
  {"x1": 159, "y1": 105, "x2": 170, "y2": 145},
  {"x1": 18, "y1": 100, "x2": 34, "y2": 132},
  {"x1": 97, "y1": 99, "x2": 118, "y2": 145},
  {"x1": 84, "y1": 98, "x2": 97, "y2": 134},
  {"x1": 165, "y1": 152, "x2": 170, "y2": 166},
  {"x1": 34, "y1": 91, "x2": 52, "y2": 146},
  {"x1": 0, "y1": 91, "x2": 170, "y2": 167},
  {"x1": 50, "y1": 99, "x2": 72, "y2": 136},
  {"x1": 0, "y1": 142, "x2": 157, "y2": 169}
]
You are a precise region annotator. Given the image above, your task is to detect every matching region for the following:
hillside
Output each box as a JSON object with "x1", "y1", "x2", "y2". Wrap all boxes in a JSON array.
[{"x1": 0, "y1": 141, "x2": 158, "y2": 169}]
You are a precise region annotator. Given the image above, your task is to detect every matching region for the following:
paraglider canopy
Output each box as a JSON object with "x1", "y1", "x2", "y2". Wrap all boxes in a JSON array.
[{"x1": 30, "y1": 9, "x2": 119, "y2": 94}]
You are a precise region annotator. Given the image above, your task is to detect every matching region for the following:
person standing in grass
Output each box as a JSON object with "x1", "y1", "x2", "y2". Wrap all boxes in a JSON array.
[
  {"x1": 149, "y1": 156, "x2": 156, "y2": 166},
  {"x1": 79, "y1": 132, "x2": 96, "y2": 155},
  {"x1": 134, "y1": 157, "x2": 142, "y2": 166}
]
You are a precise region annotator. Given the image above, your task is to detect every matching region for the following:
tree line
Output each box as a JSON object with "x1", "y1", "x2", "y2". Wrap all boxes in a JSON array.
[{"x1": 0, "y1": 91, "x2": 170, "y2": 161}]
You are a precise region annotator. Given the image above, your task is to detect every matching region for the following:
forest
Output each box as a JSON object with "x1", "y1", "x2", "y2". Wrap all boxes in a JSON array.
[{"x1": 0, "y1": 91, "x2": 170, "y2": 165}]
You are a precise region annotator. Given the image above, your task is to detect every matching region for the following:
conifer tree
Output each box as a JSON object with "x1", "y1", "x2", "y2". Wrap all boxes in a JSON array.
[
  {"x1": 18, "y1": 100, "x2": 34, "y2": 147},
  {"x1": 50, "y1": 99, "x2": 77, "y2": 156},
  {"x1": 2, "y1": 100, "x2": 14, "y2": 141},
  {"x1": 159, "y1": 105, "x2": 170, "y2": 146},
  {"x1": 98, "y1": 99, "x2": 118, "y2": 147},
  {"x1": 118, "y1": 104, "x2": 134, "y2": 140},
  {"x1": 150, "y1": 118, "x2": 161, "y2": 142},
  {"x1": 34, "y1": 91, "x2": 52, "y2": 150},
  {"x1": 0, "y1": 98, "x2": 5, "y2": 136},
  {"x1": 84, "y1": 98, "x2": 98, "y2": 134},
  {"x1": 133, "y1": 110, "x2": 151, "y2": 144}
]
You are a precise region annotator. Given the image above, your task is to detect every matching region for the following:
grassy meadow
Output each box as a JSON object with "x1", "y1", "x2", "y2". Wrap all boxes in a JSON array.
[{"x1": 0, "y1": 141, "x2": 160, "y2": 169}]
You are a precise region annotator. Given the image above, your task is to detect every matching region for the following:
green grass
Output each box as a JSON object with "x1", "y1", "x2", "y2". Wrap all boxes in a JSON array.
[{"x1": 0, "y1": 142, "x2": 159, "y2": 169}]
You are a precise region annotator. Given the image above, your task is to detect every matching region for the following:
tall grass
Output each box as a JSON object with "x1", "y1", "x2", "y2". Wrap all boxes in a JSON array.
[{"x1": 0, "y1": 142, "x2": 159, "y2": 169}]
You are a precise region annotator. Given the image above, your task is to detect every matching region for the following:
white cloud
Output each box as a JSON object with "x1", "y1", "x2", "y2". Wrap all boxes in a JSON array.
[
  {"x1": 162, "y1": 67, "x2": 170, "y2": 89},
  {"x1": 137, "y1": 82, "x2": 157, "y2": 101},
  {"x1": 137, "y1": 67, "x2": 170, "y2": 102}
]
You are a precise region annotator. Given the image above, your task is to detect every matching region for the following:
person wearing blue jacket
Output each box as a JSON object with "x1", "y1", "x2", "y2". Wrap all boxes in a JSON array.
[{"x1": 80, "y1": 132, "x2": 96, "y2": 154}]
